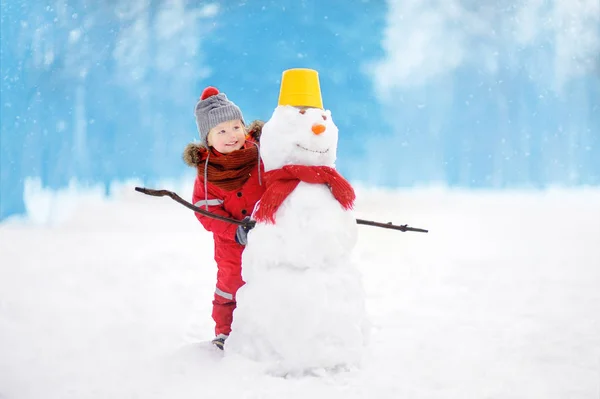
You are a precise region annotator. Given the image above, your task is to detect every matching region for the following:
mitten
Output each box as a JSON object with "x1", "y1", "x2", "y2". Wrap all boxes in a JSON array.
[{"x1": 235, "y1": 217, "x2": 254, "y2": 246}]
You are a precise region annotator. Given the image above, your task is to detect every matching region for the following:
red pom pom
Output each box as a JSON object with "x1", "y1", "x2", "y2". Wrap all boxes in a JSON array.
[{"x1": 201, "y1": 86, "x2": 219, "y2": 100}]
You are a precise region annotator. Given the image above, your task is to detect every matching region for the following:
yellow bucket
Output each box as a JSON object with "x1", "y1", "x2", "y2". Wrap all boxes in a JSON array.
[{"x1": 277, "y1": 68, "x2": 323, "y2": 109}]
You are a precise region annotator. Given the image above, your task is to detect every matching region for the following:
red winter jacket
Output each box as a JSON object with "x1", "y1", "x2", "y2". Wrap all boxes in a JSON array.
[{"x1": 191, "y1": 158, "x2": 264, "y2": 242}]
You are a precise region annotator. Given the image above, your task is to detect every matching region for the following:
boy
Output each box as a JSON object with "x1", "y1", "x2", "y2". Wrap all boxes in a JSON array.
[{"x1": 183, "y1": 87, "x2": 264, "y2": 350}]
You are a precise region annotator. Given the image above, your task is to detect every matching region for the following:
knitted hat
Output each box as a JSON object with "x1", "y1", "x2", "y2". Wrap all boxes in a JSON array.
[{"x1": 194, "y1": 87, "x2": 245, "y2": 147}]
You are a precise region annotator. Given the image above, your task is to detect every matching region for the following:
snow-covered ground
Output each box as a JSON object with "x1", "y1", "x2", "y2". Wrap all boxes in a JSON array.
[{"x1": 1, "y1": 185, "x2": 599, "y2": 399}]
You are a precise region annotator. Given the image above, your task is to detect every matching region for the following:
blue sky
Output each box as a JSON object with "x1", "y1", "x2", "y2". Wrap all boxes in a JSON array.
[{"x1": 1, "y1": 0, "x2": 599, "y2": 219}]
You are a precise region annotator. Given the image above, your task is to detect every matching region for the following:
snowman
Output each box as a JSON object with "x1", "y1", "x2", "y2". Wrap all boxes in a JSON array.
[{"x1": 226, "y1": 69, "x2": 369, "y2": 375}]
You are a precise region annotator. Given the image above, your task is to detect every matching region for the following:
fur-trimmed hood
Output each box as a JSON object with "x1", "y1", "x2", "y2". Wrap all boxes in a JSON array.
[{"x1": 183, "y1": 120, "x2": 264, "y2": 167}]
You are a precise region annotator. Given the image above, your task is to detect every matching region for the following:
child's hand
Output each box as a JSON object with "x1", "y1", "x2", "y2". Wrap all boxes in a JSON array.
[{"x1": 235, "y1": 217, "x2": 254, "y2": 246}]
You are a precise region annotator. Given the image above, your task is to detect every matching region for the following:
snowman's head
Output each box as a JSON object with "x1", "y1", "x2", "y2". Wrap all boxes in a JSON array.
[{"x1": 260, "y1": 105, "x2": 338, "y2": 171}]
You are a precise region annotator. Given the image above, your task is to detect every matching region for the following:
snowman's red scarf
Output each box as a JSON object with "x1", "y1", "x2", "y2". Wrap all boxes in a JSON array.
[{"x1": 254, "y1": 165, "x2": 355, "y2": 224}]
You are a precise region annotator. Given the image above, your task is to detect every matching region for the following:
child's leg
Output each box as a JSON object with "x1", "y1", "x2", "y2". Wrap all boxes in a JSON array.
[
  {"x1": 213, "y1": 242, "x2": 245, "y2": 336},
  {"x1": 212, "y1": 278, "x2": 245, "y2": 336},
  {"x1": 212, "y1": 292, "x2": 235, "y2": 336}
]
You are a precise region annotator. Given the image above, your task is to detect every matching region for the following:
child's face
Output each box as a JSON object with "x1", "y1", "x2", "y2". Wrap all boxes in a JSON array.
[{"x1": 207, "y1": 119, "x2": 246, "y2": 154}]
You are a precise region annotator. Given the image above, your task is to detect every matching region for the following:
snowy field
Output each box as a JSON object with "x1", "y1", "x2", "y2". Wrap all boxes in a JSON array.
[{"x1": 1, "y1": 184, "x2": 599, "y2": 399}]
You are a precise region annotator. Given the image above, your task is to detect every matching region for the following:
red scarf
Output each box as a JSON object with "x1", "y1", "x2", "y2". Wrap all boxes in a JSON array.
[{"x1": 254, "y1": 165, "x2": 355, "y2": 224}]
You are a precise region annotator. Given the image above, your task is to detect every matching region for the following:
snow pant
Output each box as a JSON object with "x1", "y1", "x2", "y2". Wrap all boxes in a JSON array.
[{"x1": 213, "y1": 240, "x2": 245, "y2": 336}]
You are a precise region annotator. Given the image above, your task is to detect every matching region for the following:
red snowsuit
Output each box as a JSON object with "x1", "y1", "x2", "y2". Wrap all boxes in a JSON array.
[{"x1": 186, "y1": 135, "x2": 265, "y2": 337}]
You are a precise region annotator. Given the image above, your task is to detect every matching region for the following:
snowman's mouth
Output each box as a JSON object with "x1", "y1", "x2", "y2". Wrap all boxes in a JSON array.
[{"x1": 296, "y1": 144, "x2": 329, "y2": 154}]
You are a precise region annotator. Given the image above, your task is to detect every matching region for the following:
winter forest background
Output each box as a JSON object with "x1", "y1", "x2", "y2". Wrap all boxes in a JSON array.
[{"x1": 1, "y1": 0, "x2": 599, "y2": 219}]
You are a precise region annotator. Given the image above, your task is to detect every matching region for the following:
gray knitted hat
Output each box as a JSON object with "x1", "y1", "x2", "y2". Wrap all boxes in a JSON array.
[{"x1": 194, "y1": 87, "x2": 245, "y2": 148}]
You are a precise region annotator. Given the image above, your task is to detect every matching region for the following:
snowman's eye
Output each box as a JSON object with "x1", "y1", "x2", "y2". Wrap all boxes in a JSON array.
[
  {"x1": 299, "y1": 109, "x2": 306, "y2": 115},
  {"x1": 322, "y1": 115, "x2": 327, "y2": 121}
]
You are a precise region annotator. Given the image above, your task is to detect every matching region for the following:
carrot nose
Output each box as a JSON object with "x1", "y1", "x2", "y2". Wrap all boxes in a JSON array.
[{"x1": 312, "y1": 123, "x2": 326, "y2": 135}]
